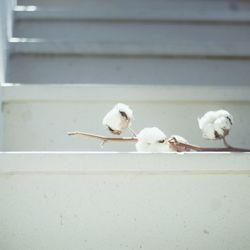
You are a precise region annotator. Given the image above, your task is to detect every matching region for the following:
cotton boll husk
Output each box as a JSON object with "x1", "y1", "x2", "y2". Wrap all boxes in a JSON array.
[
  {"x1": 169, "y1": 135, "x2": 188, "y2": 144},
  {"x1": 136, "y1": 127, "x2": 170, "y2": 152},
  {"x1": 115, "y1": 103, "x2": 133, "y2": 120},
  {"x1": 102, "y1": 103, "x2": 133, "y2": 134},
  {"x1": 198, "y1": 109, "x2": 233, "y2": 140},
  {"x1": 168, "y1": 135, "x2": 190, "y2": 152},
  {"x1": 213, "y1": 116, "x2": 232, "y2": 137}
]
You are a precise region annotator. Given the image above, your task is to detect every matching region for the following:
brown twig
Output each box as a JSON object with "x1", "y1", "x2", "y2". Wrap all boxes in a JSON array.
[
  {"x1": 68, "y1": 131, "x2": 250, "y2": 152},
  {"x1": 168, "y1": 141, "x2": 250, "y2": 152},
  {"x1": 67, "y1": 131, "x2": 137, "y2": 143},
  {"x1": 222, "y1": 137, "x2": 232, "y2": 148}
]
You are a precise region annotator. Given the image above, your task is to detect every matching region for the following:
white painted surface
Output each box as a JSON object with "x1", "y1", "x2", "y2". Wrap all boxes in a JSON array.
[
  {"x1": 0, "y1": 152, "x2": 250, "y2": 250},
  {"x1": 0, "y1": 152, "x2": 250, "y2": 173},
  {"x1": 1, "y1": 84, "x2": 250, "y2": 151},
  {"x1": 2, "y1": 84, "x2": 249, "y2": 102},
  {"x1": 2, "y1": 2, "x2": 250, "y2": 249}
]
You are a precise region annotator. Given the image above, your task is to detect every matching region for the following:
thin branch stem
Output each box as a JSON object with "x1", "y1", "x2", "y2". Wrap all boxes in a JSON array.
[
  {"x1": 168, "y1": 141, "x2": 250, "y2": 152},
  {"x1": 68, "y1": 131, "x2": 250, "y2": 152},
  {"x1": 67, "y1": 131, "x2": 137, "y2": 142},
  {"x1": 223, "y1": 137, "x2": 232, "y2": 148},
  {"x1": 128, "y1": 127, "x2": 137, "y2": 137}
]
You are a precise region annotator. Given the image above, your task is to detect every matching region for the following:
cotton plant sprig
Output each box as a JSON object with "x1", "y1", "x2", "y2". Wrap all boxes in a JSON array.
[
  {"x1": 198, "y1": 110, "x2": 233, "y2": 147},
  {"x1": 68, "y1": 104, "x2": 250, "y2": 152},
  {"x1": 68, "y1": 103, "x2": 137, "y2": 146},
  {"x1": 102, "y1": 103, "x2": 135, "y2": 135},
  {"x1": 135, "y1": 127, "x2": 189, "y2": 153}
]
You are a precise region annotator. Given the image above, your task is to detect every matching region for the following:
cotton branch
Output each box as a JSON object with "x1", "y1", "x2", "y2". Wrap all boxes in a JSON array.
[
  {"x1": 68, "y1": 131, "x2": 250, "y2": 152},
  {"x1": 67, "y1": 131, "x2": 137, "y2": 144},
  {"x1": 168, "y1": 138, "x2": 250, "y2": 152}
]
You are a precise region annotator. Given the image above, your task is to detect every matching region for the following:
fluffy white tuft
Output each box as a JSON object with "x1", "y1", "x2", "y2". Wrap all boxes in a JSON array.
[
  {"x1": 168, "y1": 135, "x2": 189, "y2": 152},
  {"x1": 135, "y1": 127, "x2": 170, "y2": 152},
  {"x1": 170, "y1": 135, "x2": 188, "y2": 144},
  {"x1": 198, "y1": 109, "x2": 233, "y2": 139},
  {"x1": 102, "y1": 103, "x2": 133, "y2": 134}
]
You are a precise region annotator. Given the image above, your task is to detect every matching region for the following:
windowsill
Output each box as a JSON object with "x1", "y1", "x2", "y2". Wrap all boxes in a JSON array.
[{"x1": 0, "y1": 151, "x2": 249, "y2": 174}]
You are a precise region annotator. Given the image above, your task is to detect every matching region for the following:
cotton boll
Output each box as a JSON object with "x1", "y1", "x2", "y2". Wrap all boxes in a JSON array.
[
  {"x1": 198, "y1": 109, "x2": 233, "y2": 140},
  {"x1": 168, "y1": 135, "x2": 189, "y2": 152},
  {"x1": 198, "y1": 111, "x2": 217, "y2": 131},
  {"x1": 200, "y1": 123, "x2": 216, "y2": 139},
  {"x1": 135, "y1": 127, "x2": 170, "y2": 152},
  {"x1": 169, "y1": 135, "x2": 188, "y2": 144},
  {"x1": 213, "y1": 116, "x2": 232, "y2": 137},
  {"x1": 102, "y1": 103, "x2": 133, "y2": 135}
]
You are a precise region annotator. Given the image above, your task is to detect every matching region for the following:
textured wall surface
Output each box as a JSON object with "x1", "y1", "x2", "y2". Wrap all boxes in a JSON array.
[
  {"x1": 1, "y1": 1, "x2": 250, "y2": 249},
  {"x1": 0, "y1": 153, "x2": 250, "y2": 250},
  {"x1": 1, "y1": 84, "x2": 250, "y2": 151}
]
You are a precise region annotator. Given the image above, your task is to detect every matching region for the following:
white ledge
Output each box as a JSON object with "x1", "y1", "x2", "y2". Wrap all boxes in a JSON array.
[
  {"x1": 0, "y1": 152, "x2": 250, "y2": 174},
  {"x1": 1, "y1": 84, "x2": 250, "y2": 102}
]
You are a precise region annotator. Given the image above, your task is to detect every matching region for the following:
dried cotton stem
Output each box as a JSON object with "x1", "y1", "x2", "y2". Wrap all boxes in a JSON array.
[
  {"x1": 67, "y1": 131, "x2": 137, "y2": 143},
  {"x1": 68, "y1": 131, "x2": 250, "y2": 152}
]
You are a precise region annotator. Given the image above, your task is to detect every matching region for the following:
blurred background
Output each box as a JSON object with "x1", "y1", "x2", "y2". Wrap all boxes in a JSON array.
[
  {"x1": 9, "y1": 0, "x2": 250, "y2": 84},
  {"x1": 0, "y1": 0, "x2": 250, "y2": 151},
  {"x1": 1, "y1": 2, "x2": 250, "y2": 250}
]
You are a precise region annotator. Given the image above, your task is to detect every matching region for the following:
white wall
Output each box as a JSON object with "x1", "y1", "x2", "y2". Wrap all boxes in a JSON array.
[
  {"x1": 0, "y1": 152, "x2": 250, "y2": 250},
  {"x1": 1, "y1": 84, "x2": 250, "y2": 151}
]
